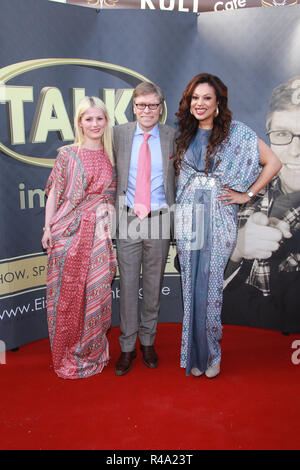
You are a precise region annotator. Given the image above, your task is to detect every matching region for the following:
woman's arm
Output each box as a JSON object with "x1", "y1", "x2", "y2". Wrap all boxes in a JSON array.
[
  {"x1": 41, "y1": 184, "x2": 56, "y2": 250},
  {"x1": 219, "y1": 138, "x2": 282, "y2": 206}
]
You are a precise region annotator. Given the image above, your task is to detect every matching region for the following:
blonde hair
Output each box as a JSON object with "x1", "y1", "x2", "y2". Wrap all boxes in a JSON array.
[{"x1": 74, "y1": 96, "x2": 114, "y2": 164}]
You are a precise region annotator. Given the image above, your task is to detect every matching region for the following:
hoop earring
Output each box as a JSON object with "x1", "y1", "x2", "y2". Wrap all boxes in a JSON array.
[{"x1": 215, "y1": 106, "x2": 219, "y2": 118}]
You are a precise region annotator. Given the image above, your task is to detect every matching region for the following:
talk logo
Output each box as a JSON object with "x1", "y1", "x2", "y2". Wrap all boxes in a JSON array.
[
  {"x1": 0, "y1": 58, "x2": 167, "y2": 168},
  {"x1": 261, "y1": 0, "x2": 298, "y2": 6}
]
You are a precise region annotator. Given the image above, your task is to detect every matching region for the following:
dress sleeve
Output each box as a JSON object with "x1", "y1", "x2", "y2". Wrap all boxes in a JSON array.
[
  {"x1": 45, "y1": 147, "x2": 68, "y2": 210},
  {"x1": 102, "y1": 166, "x2": 117, "y2": 206},
  {"x1": 220, "y1": 121, "x2": 262, "y2": 193}
]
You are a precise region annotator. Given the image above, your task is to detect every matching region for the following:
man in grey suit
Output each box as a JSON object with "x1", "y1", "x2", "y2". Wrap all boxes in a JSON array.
[{"x1": 113, "y1": 82, "x2": 176, "y2": 376}]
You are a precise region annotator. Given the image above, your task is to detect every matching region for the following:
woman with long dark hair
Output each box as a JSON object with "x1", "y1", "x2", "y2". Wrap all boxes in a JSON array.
[{"x1": 175, "y1": 74, "x2": 281, "y2": 378}]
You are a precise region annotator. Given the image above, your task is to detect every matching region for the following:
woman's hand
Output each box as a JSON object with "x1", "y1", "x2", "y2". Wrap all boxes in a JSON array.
[
  {"x1": 42, "y1": 185, "x2": 56, "y2": 250},
  {"x1": 219, "y1": 187, "x2": 251, "y2": 206},
  {"x1": 42, "y1": 227, "x2": 53, "y2": 250}
]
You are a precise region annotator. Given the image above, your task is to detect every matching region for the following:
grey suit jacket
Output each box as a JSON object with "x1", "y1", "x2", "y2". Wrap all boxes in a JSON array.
[{"x1": 113, "y1": 121, "x2": 176, "y2": 234}]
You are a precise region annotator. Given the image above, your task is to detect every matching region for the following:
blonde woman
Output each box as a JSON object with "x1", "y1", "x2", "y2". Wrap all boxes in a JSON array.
[{"x1": 42, "y1": 97, "x2": 116, "y2": 379}]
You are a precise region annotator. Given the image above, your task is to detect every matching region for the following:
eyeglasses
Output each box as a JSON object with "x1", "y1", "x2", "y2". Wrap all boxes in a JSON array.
[
  {"x1": 134, "y1": 102, "x2": 161, "y2": 110},
  {"x1": 267, "y1": 130, "x2": 300, "y2": 145}
]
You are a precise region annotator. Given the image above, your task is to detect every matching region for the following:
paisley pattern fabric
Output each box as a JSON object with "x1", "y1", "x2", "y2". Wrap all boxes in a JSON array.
[
  {"x1": 176, "y1": 121, "x2": 261, "y2": 375},
  {"x1": 45, "y1": 146, "x2": 116, "y2": 379}
]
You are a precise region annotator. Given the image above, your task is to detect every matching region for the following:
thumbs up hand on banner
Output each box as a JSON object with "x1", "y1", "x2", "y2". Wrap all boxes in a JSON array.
[{"x1": 231, "y1": 212, "x2": 292, "y2": 262}]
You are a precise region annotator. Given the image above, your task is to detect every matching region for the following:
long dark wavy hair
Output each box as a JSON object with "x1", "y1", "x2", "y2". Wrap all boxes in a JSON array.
[{"x1": 175, "y1": 73, "x2": 232, "y2": 175}]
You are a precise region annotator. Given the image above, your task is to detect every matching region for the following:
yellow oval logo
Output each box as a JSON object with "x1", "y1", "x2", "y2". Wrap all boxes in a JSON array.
[
  {"x1": 261, "y1": 0, "x2": 298, "y2": 5},
  {"x1": 0, "y1": 58, "x2": 167, "y2": 167}
]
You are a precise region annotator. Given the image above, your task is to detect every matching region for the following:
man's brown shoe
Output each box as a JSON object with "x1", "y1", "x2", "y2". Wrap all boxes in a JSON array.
[
  {"x1": 140, "y1": 345, "x2": 158, "y2": 369},
  {"x1": 115, "y1": 350, "x2": 137, "y2": 376}
]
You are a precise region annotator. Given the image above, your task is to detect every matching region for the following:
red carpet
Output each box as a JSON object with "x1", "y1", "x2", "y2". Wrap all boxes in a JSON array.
[{"x1": 1, "y1": 323, "x2": 300, "y2": 450}]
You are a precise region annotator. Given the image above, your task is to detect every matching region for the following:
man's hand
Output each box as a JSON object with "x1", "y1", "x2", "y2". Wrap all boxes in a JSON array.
[{"x1": 231, "y1": 212, "x2": 292, "y2": 262}]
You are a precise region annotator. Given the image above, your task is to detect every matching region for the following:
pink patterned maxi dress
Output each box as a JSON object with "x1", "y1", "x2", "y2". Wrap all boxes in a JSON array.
[{"x1": 45, "y1": 145, "x2": 117, "y2": 379}]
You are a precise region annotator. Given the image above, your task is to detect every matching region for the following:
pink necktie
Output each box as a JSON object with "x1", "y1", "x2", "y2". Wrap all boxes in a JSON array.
[{"x1": 134, "y1": 133, "x2": 151, "y2": 219}]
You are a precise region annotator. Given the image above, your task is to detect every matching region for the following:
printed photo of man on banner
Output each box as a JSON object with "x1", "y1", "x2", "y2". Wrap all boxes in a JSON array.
[{"x1": 223, "y1": 77, "x2": 300, "y2": 334}]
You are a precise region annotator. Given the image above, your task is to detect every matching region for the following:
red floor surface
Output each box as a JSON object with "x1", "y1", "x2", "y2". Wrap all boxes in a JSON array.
[{"x1": 1, "y1": 323, "x2": 300, "y2": 450}]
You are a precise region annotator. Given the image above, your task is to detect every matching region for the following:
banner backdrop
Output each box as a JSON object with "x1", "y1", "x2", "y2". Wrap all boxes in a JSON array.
[
  {"x1": 50, "y1": 0, "x2": 299, "y2": 13},
  {"x1": 0, "y1": 0, "x2": 300, "y2": 349}
]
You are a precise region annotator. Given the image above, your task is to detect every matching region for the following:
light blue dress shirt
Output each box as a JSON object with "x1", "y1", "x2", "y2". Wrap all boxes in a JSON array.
[{"x1": 126, "y1": 123, "x2": 167, "y2": 211}]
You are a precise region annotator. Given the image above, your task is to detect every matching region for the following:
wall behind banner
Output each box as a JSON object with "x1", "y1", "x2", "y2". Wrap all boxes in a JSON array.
[{"x1": 0, "y1": 0, "x2": 299, "y2": 349}]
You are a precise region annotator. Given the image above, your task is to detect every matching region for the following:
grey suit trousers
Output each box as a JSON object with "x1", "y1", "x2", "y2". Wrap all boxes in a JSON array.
[{"x1": 116, "y1": 208, "x2": 170, "y2": 352}]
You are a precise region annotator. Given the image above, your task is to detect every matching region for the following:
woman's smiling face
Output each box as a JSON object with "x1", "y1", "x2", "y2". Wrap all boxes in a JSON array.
[
  {"x1": 190, "y1": 82, "x2": 218, "y2": 129},
  {"x1": 79, "y1": 106, "x2": 107, "y2": 144}
]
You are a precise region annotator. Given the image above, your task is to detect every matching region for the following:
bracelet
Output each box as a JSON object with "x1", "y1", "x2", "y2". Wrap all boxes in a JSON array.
[{"x1": 43, "y1": 226, "x2": 50, "y2": 232}]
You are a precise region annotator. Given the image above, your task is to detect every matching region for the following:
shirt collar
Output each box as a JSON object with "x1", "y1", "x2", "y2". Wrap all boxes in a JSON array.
[{"x1": 135, "y1": 122, "x2": 159, "y2": 137}]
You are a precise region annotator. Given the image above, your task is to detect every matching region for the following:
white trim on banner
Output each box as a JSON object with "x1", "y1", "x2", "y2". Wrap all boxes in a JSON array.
[{"x1": 48, "y1": 0, "x2": 299, "y2": 13}]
